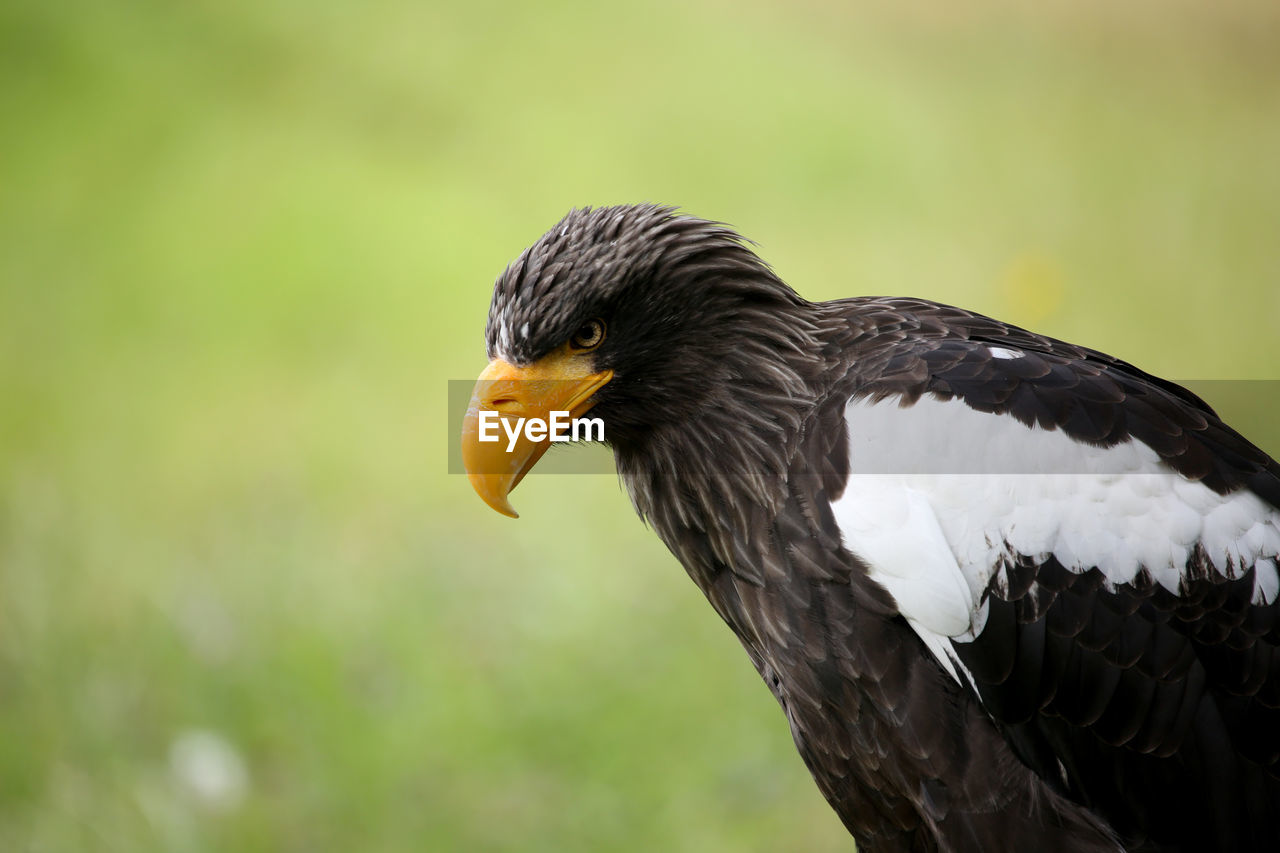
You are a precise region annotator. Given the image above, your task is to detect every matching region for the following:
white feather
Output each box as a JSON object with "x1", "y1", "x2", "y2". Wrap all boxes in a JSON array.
[
  {"x1": 835, "y1": 481, "x2": 977, "y2": 636},
  {"x1": 830, "y1": 394, "x2": 1280, "y2": 677},
  {"x1": 498, "y1": 323, "x2": 512, "y2": 359}
]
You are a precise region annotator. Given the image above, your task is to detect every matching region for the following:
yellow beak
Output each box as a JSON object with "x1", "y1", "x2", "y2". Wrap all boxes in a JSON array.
[{"x1": 460, "y1": 343, "x2": 612, "y2": 517}]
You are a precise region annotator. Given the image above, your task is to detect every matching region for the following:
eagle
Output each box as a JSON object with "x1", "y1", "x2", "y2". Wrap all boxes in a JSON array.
[{"x1": 459, "y1": 204, "x2": 1280, "y2": 852}]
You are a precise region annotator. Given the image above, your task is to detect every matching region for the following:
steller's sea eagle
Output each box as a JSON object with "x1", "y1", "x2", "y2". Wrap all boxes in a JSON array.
[{"x1": 460, "y1": 204, "x2": 1280, "y2": 852}]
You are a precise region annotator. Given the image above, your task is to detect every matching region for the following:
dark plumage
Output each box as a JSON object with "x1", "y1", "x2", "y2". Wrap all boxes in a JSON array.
[{"x1": 462, "y1": 204, "x2": 1280, "y2": 852}]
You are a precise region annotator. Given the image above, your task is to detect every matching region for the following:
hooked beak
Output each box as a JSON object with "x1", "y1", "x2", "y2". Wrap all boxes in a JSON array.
[{"x1": 460, "y1": 343, "x2": 612, "y2": 517}]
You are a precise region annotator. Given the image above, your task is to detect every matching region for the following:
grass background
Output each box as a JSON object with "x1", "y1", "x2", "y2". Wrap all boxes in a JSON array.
[{"x1": 2, "y1": 1, "x2": 1278, "y2": 850}]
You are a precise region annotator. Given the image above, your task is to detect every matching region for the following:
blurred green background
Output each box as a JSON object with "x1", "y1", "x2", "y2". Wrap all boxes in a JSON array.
[{"x1": 2, "y1": 0, "x2": 1278, "y2": 850}]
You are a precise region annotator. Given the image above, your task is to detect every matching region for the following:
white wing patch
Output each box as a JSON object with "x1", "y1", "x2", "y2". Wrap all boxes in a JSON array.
[
  {"x1": 830, "y1": 394, "x2": 1280, "y2": 678},
  {"x1": 834, "y1": 480, "x2": 975, "y2": 637}
]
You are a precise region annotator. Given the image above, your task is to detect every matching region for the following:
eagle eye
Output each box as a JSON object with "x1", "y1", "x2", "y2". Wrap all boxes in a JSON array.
[{"x1": 569, "y1": 319, "x2": 606, "y2": 351}]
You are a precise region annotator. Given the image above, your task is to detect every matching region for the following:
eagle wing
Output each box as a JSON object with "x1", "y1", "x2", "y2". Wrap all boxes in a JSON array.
[{"x1": 828, "y1": 302, "x2": 1280, "y2": 849}]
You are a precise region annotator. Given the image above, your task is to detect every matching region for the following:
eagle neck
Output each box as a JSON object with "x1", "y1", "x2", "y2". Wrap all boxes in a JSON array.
[{"x1": 611, "y1": 300, "x2": 831, "y2": 590}]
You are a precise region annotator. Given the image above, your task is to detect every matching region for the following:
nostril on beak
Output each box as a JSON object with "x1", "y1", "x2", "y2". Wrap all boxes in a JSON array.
[{"x1": 489, "y1": 397, "x2": 524, "y2": 415}]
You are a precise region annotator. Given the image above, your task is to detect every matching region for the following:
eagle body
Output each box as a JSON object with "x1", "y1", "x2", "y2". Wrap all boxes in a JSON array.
[{"x1": 463, "y1": 205, "x2": 1280, "y2": 852}]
